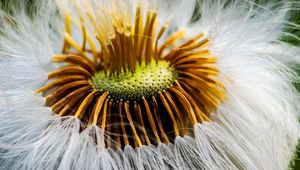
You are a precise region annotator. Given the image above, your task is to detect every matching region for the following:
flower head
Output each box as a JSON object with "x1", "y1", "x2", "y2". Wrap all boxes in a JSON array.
[{"x1": 0, "y1": 0, "x2": 299, "y2": 169}]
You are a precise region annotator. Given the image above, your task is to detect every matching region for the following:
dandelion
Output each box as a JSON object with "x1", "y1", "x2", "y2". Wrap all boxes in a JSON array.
[{"x1": 0, "y1": 0, "x2": 299, "y2": 169}]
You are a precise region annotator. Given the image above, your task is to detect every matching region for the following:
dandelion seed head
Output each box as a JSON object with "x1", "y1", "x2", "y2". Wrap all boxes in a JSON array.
[{"x1": 36, "y1": 0, "x2": 225, "y2": 149}]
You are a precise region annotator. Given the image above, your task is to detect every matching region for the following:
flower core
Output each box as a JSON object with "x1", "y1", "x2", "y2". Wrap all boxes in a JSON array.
[
  {"x1": 36, "y1": 3, "x2": 226, "y2": 149},
  {"x1": 91, "y1": 60, "x2": 176, "y2": 100}
]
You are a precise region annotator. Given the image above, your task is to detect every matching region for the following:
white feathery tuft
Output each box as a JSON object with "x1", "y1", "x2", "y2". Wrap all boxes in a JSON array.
[
  {"x1": 0, "y1": 0, "x2": 299, "y2": 169},
  {"x1": 190, "y1": 0, "x2": 300, "y2": 169}
]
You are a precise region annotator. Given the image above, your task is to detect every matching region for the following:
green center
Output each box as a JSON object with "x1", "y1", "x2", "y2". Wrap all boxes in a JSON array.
[{"x1": 91, "y1": 60, "x2": 177, "y2": 100}]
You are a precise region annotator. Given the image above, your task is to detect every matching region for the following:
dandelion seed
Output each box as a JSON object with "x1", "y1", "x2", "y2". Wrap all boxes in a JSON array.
[{"x1": 0, "y1": 0, "x2": 299, "y2": 169}]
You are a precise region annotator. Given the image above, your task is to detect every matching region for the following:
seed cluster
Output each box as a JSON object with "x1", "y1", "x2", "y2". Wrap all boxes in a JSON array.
[
  {"x1": 37, "y1": 3, "x2": 225, "y2": 149},
  {"x1": 92, "y1": 61, "x2": 176, "y2": 100}
]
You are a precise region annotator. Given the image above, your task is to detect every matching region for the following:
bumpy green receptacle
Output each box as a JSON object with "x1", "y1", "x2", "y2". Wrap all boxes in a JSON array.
[{"x1": 91, "y1": 60, "x2": 177, "y2": 100}]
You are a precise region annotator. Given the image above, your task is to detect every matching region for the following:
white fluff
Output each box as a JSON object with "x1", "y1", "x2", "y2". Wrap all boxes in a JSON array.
[{"x1": 0, "y1": 0, "x2": 299, "y2": 169}]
